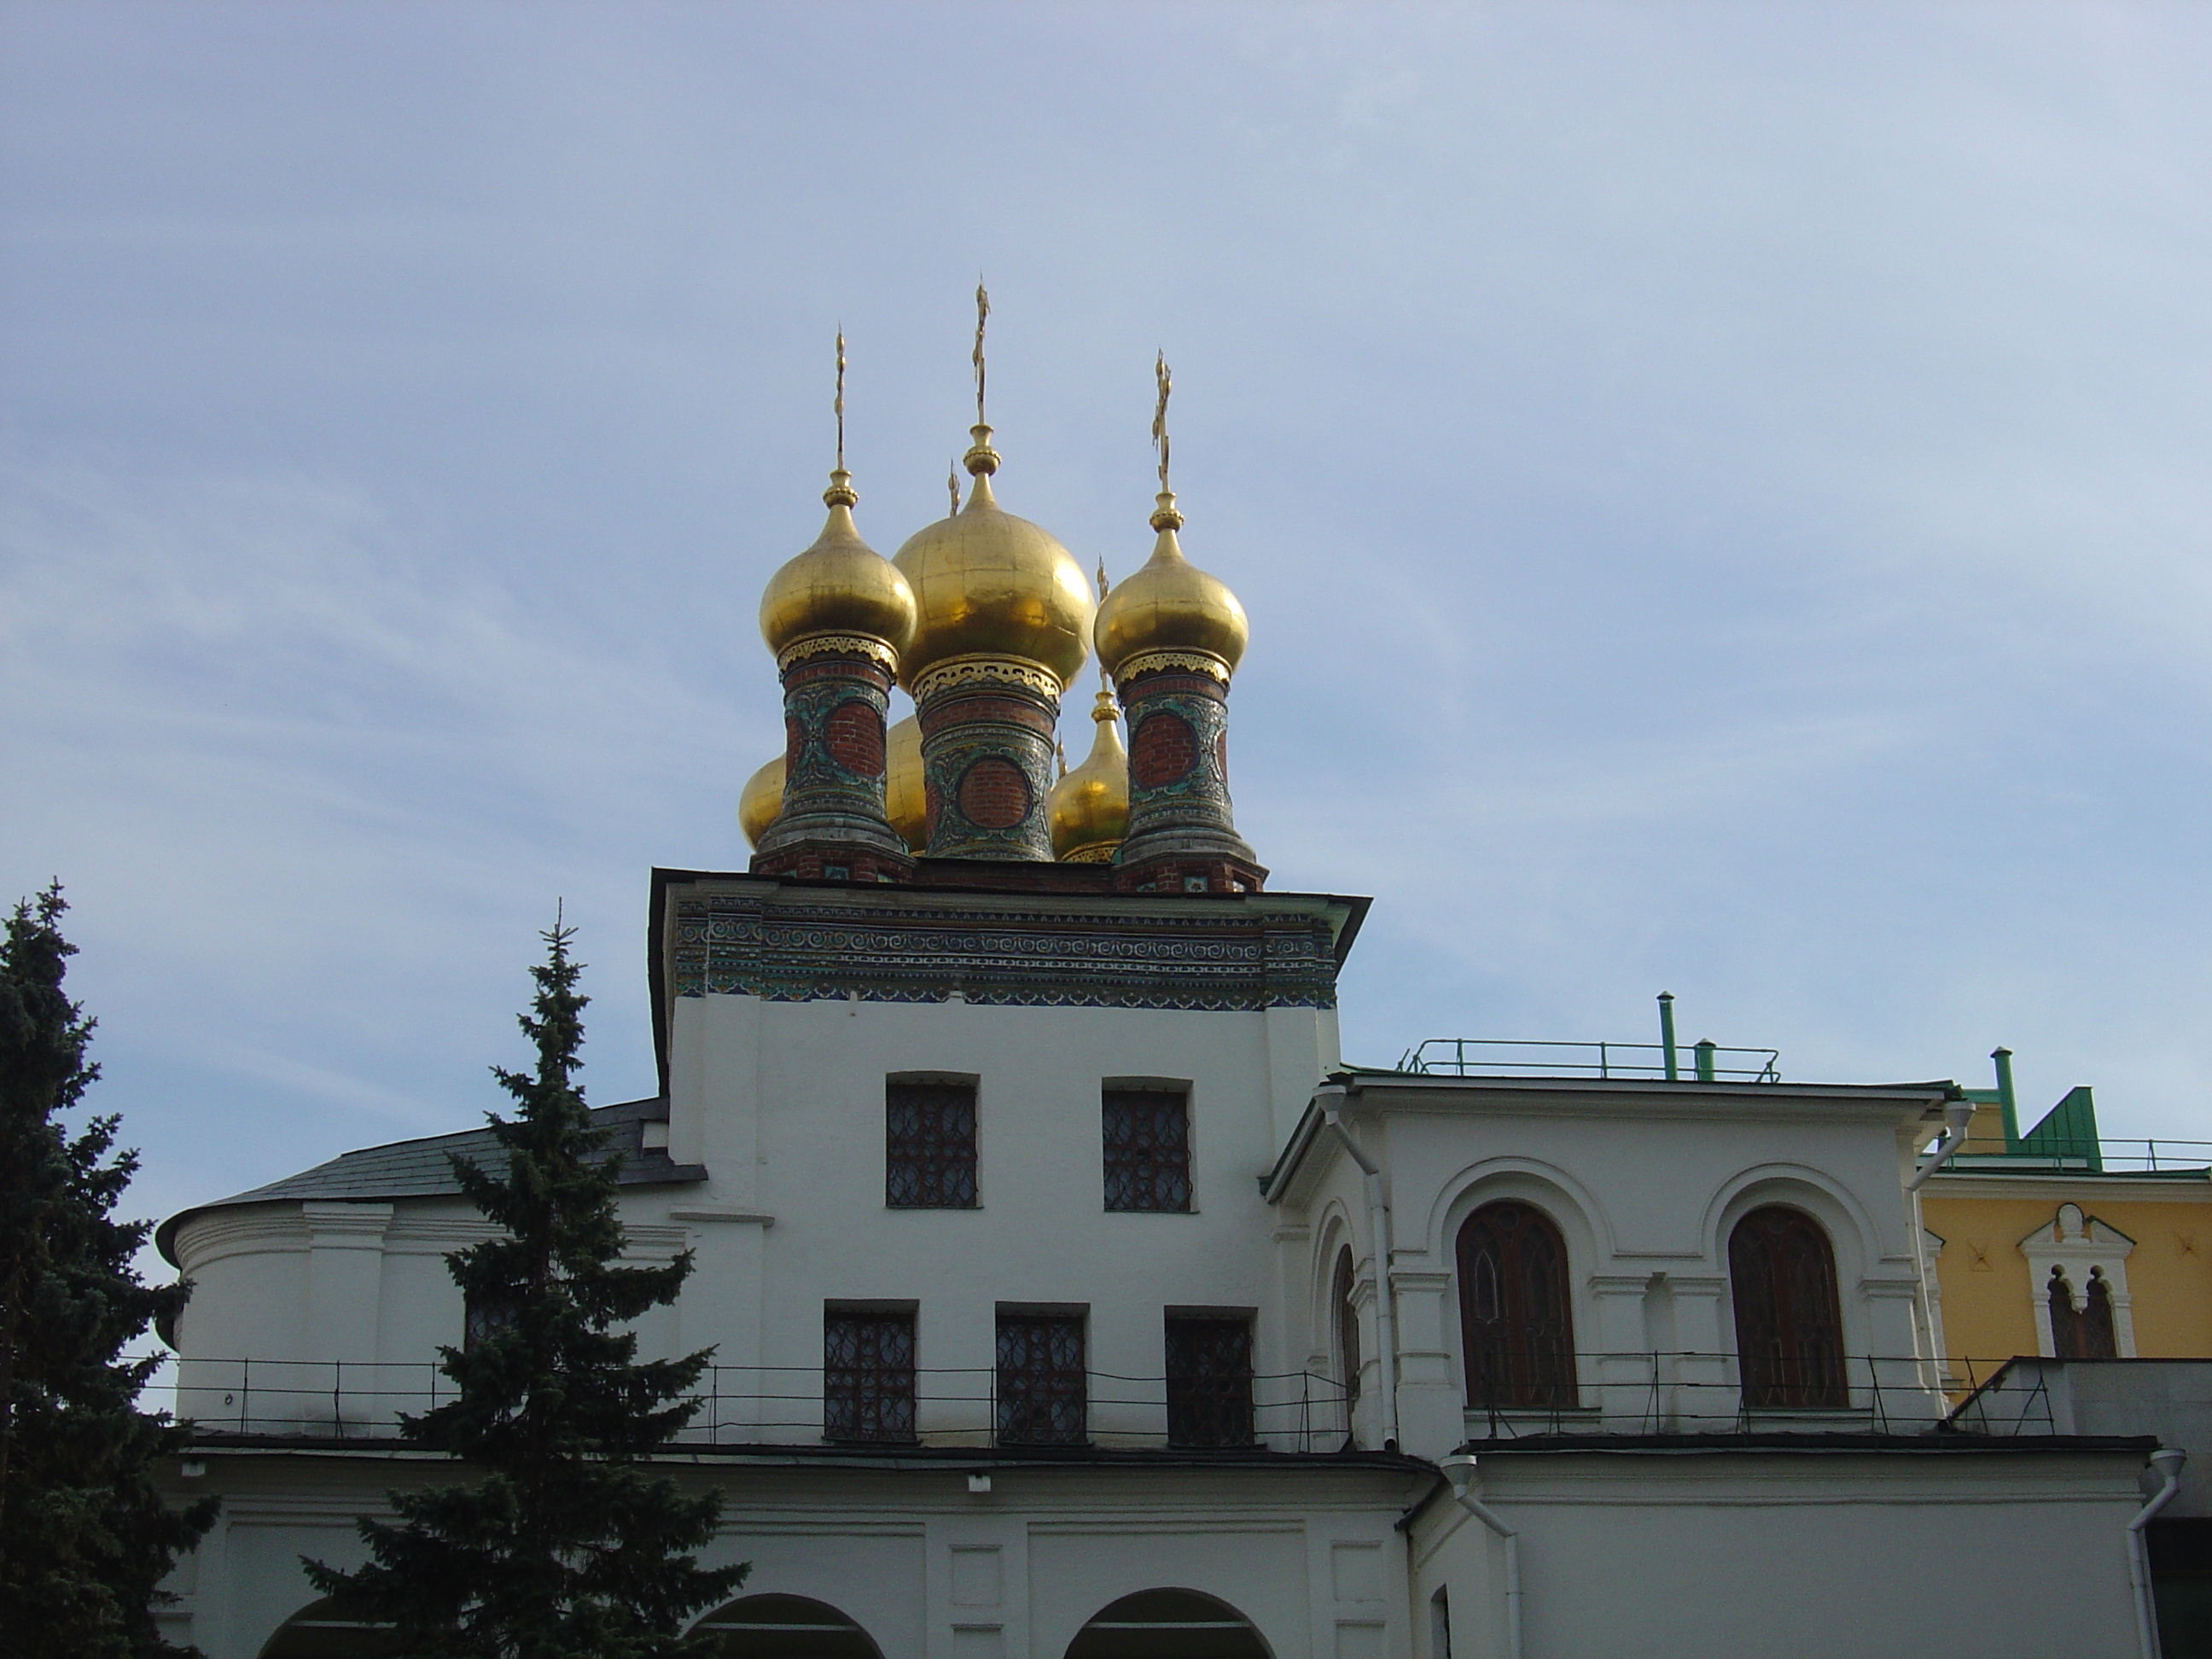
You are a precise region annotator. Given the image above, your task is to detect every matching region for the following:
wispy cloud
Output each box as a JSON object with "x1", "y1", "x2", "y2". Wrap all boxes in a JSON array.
[{"x1": 3, "y1": 0, "x2": 2209, "y2": 1214}]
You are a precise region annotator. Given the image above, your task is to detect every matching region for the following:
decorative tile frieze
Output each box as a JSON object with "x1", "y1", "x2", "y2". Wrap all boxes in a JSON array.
[{"x1": 666, "y1": 883, "x2": 1343, "y2": 1010}]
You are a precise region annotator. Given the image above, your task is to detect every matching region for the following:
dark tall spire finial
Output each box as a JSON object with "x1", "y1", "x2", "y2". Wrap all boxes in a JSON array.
[
  {"x1": 1149, "y1": 352, "x2": 1182, "y2": 533},
  {"x1": 972, "y1": 281, "x2": 991, "y2": 428},
  {"x1": 1151, "y1": 351, "x2": 1173, "y2": 495},
  {"x1": 963, "y1": 282, "x2": 1001, "y2": 480},
  {"x1": 823, "y1": 330, "x2": 857, "y2": 509}
]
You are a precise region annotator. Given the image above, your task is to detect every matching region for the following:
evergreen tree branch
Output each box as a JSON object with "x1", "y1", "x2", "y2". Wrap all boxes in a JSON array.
[{"x1": 306, "y1": 918, "x2": 745, "y2": 1656}]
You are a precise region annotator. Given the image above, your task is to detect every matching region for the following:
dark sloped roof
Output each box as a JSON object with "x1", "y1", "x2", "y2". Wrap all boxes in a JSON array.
[{"x1": 156, "y1": 1096, "x2": 706, "y2": 1265}]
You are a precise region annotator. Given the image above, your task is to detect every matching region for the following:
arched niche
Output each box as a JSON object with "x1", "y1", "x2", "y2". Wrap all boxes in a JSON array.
[
  {"x1": 1065, "y1": 1588, "x2": 1273, "y2": 1658},
  {"x1": 694, "y1": 1592, "x2": 885, "y2": 1657},
  {"x1": 257, "y1": 1597, "x2": 397, "y2": 1659}
]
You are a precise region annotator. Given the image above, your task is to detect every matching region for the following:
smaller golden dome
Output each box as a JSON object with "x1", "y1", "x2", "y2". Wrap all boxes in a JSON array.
[
  {"x1": 1047, "y1": 690, "x2": 1130, "y2": 861},
  {"x1": 884, "y1": 713, "x2": 927, "y2": 853},
  {"x1": 739, "y1": 754, "x2": 785, "y2": 848},
  {"x1": 1093, "y1": 492, "x2": 1249, "y2": 678},
  {"x1": 892, "y1": 428, "x2": 1095, "y2": 688},
  {"x1": 759, "y1": 473, "x2": 919, "y2": 661}
]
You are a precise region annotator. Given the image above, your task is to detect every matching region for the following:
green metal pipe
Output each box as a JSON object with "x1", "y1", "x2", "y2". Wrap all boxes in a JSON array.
[
  {"x1": 1993, "y1": 1047, "x2": 2019, "y2": 1148},
  {"x1": 1658, "y1": 993, "x2": 1679, "y2": 1081},
  {"x1": 1694, "y1": 1039, "x2": 1717, "y2": 1083}
]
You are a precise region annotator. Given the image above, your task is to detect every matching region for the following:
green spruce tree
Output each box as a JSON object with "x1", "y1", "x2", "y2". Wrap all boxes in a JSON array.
[
  {"x1": 0, "y1": 884, "x2": 217, "y2": 1658},
  {"x1": 306, "y1": 920, "x2": 744, "y2": 1659}
]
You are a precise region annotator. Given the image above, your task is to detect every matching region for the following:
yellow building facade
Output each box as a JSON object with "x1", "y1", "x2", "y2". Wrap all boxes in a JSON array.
[{"x1": 1918, "y1": 1057, "x2": 2212, "y2": 1384}]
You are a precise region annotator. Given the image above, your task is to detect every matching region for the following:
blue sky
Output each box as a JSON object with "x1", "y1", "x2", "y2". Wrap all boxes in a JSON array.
[{"x1": 3, "y1": 2, "x2": 2209, "y2": 1231}]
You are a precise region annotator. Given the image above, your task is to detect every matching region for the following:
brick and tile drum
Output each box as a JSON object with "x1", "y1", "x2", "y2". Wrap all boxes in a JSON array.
[
  {"x1": 754, "y1": 641, "x2": 913, "y2": 882},
  {"x1": 914, "y1": 661, "x2": 1062, "y2": 861},
  {"x1": 1112, "y1": 659, "x2": 1265, "y2": 894}
]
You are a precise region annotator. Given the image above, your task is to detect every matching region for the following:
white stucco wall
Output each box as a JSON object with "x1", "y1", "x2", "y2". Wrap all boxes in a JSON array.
[
  {"x1": 668, "y1": 992, "x2": 1342, "y2": 1440},
  {"x1": 1272, "y1": 1078, "x2": 1952, "y2": 1460},
  {"x1": 159, "y1": 1457, "x2": 1418, "y2": 1659},
  {"x1": 1406, "y1": 1448, "x2": 2147, "y2": 1659},
  {"x1": 172, "y1": 988, "x2": 1348, "y2": 1446}
]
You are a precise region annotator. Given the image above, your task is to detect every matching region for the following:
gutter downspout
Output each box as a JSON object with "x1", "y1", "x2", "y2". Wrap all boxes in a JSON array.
[
  {"x1": 1319, "y1": 1085, "x2": 1400, "y2": 1451},
  {"x1": 1906, "y1": 1098, "x2": 1977, "y2": 1193},
  {"x1": 1441, "y1": 1453, "x2": 1522, "y2": 1659},
  {"x1": 1906, "y1": 1098, "x2": 1977, "y2": 1392},
  {"x1": 2131, "y1": 1447, "x2": 2186, "y2": 1659}
]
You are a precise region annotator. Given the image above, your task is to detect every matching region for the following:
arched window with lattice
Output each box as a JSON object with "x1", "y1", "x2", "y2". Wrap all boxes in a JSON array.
[
  {"x1": 1729, "y1": 1205, "x2": 1847, "y2": 1408},
  {"x1": 1455, "y1": 1200, "x2": 1576, "y2": 1410},
  {"x1": 1331, "y1": 1244, "x2": 1362, "y2": 1417}
]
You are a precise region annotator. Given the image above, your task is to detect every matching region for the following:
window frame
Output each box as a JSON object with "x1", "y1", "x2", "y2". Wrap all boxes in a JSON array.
[
  {"x1": 1332, "y1": 1243, "x2": 1362, "y2": 1412},
  {"x1": 1454, "y1": 1199, "x2": 1579, "y2": 1412},
  {"x1": 884, "y1": 1074, "x2": 980, "y2": 1210},
  {"x1": 1727, "y1": 1203, "x2": 1849, "y2": 1410},
  {"x1": 1163, "y1": 1311, "x2": 1257, "y2": 1448},
  {"x1": 822, "y1": 1301, "x2": 920, "y2": 1446},
  {"x1": 1101, "y1": 1081, "x2": 1194, "y2": 1214},
  {"x1": 463, "y1": 1289, "x2": 516, "y2": 1354},
  {"x1": 994, "y1": 1307, "x2": 1088, "y2": 1447}
]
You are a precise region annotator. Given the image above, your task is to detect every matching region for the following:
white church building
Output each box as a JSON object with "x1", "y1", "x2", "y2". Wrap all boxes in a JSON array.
[{"x1": 156, "y1": 357, "x2": 2174, "y2": 1658}]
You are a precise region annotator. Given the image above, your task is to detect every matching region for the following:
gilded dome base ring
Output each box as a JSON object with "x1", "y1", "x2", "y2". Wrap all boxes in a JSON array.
[
  {"x1": 1115, "y1": 648, "x2": 1231, "y2": 685},
  {"x1": 910, "y1": 653, "x2": 1065, "y2": 701},
  {"x1": 777, "y1": 632, "x2": 901, "y2": 675}
]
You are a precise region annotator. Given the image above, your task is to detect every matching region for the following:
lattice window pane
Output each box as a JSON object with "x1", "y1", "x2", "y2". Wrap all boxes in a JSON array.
[
  {"x1": 1165, "y1": 1317, "x2": 1255, "y2": 1447},
  {"x1": 887, "y1": 1081, "x2": 978, "y2": 1209},
  {"x1": 1102, "y1": 1088, "x2": 1191, "y2": 1213},
  {"x1": 463, "y1": 1290, "x2": 515, "y2": 1353},
  {"x1": 824, "y1": 1310, "x2": 917, "y2": 1443},
  {"x1": 1457, "y1": 1201, "x2": 1577, "y2": 1411},
  {"x1": 1729, "y1": 1206, "x2": 1848, "y2": 1409},
  {"x1": 1333, "y1": 1248, "x2": 1363, "y2": 1411},
  {"x1": 996, "y1": 1314, "x2": 1086, "y2": 1447}
]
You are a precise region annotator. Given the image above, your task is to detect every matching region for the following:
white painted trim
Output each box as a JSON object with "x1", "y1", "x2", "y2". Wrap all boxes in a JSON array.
[{"x1": 2019, "y1": 1204, "x2": 2137, "y2": 1359}]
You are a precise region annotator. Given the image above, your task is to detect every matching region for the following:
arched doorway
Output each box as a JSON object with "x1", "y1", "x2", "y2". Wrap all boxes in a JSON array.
[
  {"x1": 694, "y1": 1593, "x2": 885, "y2": 1657},
  {"x1": 257, "y1": 1597, "x2": 397, "y2": 1659},
  {"x1": 1065, "y1": 1588, "x2": 1272, "y2": 1658}
]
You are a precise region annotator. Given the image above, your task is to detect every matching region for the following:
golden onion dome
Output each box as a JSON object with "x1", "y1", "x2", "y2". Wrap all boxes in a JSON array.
[
  {"x1": 1093, "y1": 492, "x2": 1248, "y2": 679},
  {"x1": 738, "y1": 754, "x2": 785, "y2": 849},
  {"x1": 759, "y1": 472, "x2": 919, "y2": 662},
  {"x1": 1047, "y1": 690, "x2": 1130, "y2": 862},
  {"x1": 884, "y1": 712, "x2": 927, "y2": 853},
  {"x1": 891, "y1": 428, "x2": 1095, "y2": 688}
]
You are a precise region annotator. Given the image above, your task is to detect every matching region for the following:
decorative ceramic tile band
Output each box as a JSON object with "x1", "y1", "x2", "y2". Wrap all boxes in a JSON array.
[{"x1": 667, "y1": 888, "x2": 1341, "y2": 1010}]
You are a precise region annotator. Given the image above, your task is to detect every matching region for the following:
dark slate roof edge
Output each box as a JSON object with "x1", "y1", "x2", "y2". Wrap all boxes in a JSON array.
[{"x1": 157, "y1": 1097, "x2": 694, "y2": 1266}]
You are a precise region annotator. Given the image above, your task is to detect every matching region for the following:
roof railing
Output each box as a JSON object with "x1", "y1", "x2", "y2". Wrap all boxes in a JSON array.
[
  {"x1": 1397, "y1": 1037, "x2": 1782, "y2": 1084},
  {"x1": 148, "y1": 1348, "x2": 2106, "y2": 1447},
  {"x1": 1945, "y1": 1135, "x2": 2212, "y2": 1175}
]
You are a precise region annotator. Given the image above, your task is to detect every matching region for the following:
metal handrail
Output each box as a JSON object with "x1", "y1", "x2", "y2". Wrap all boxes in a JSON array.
[
  {"x1": 1398, "y1": 1037, "x2": 1782, "y2": 1084},
  {"x1": 154, "y1": 1349, "x2": 2099, "y2": 1447},
  {"x1": 160, "y1": 1359, "x2": 1353, "y2": 1452},
  {"x1": 1945, "y1": 1136, "x2": 2212, "y2": 1174}
]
